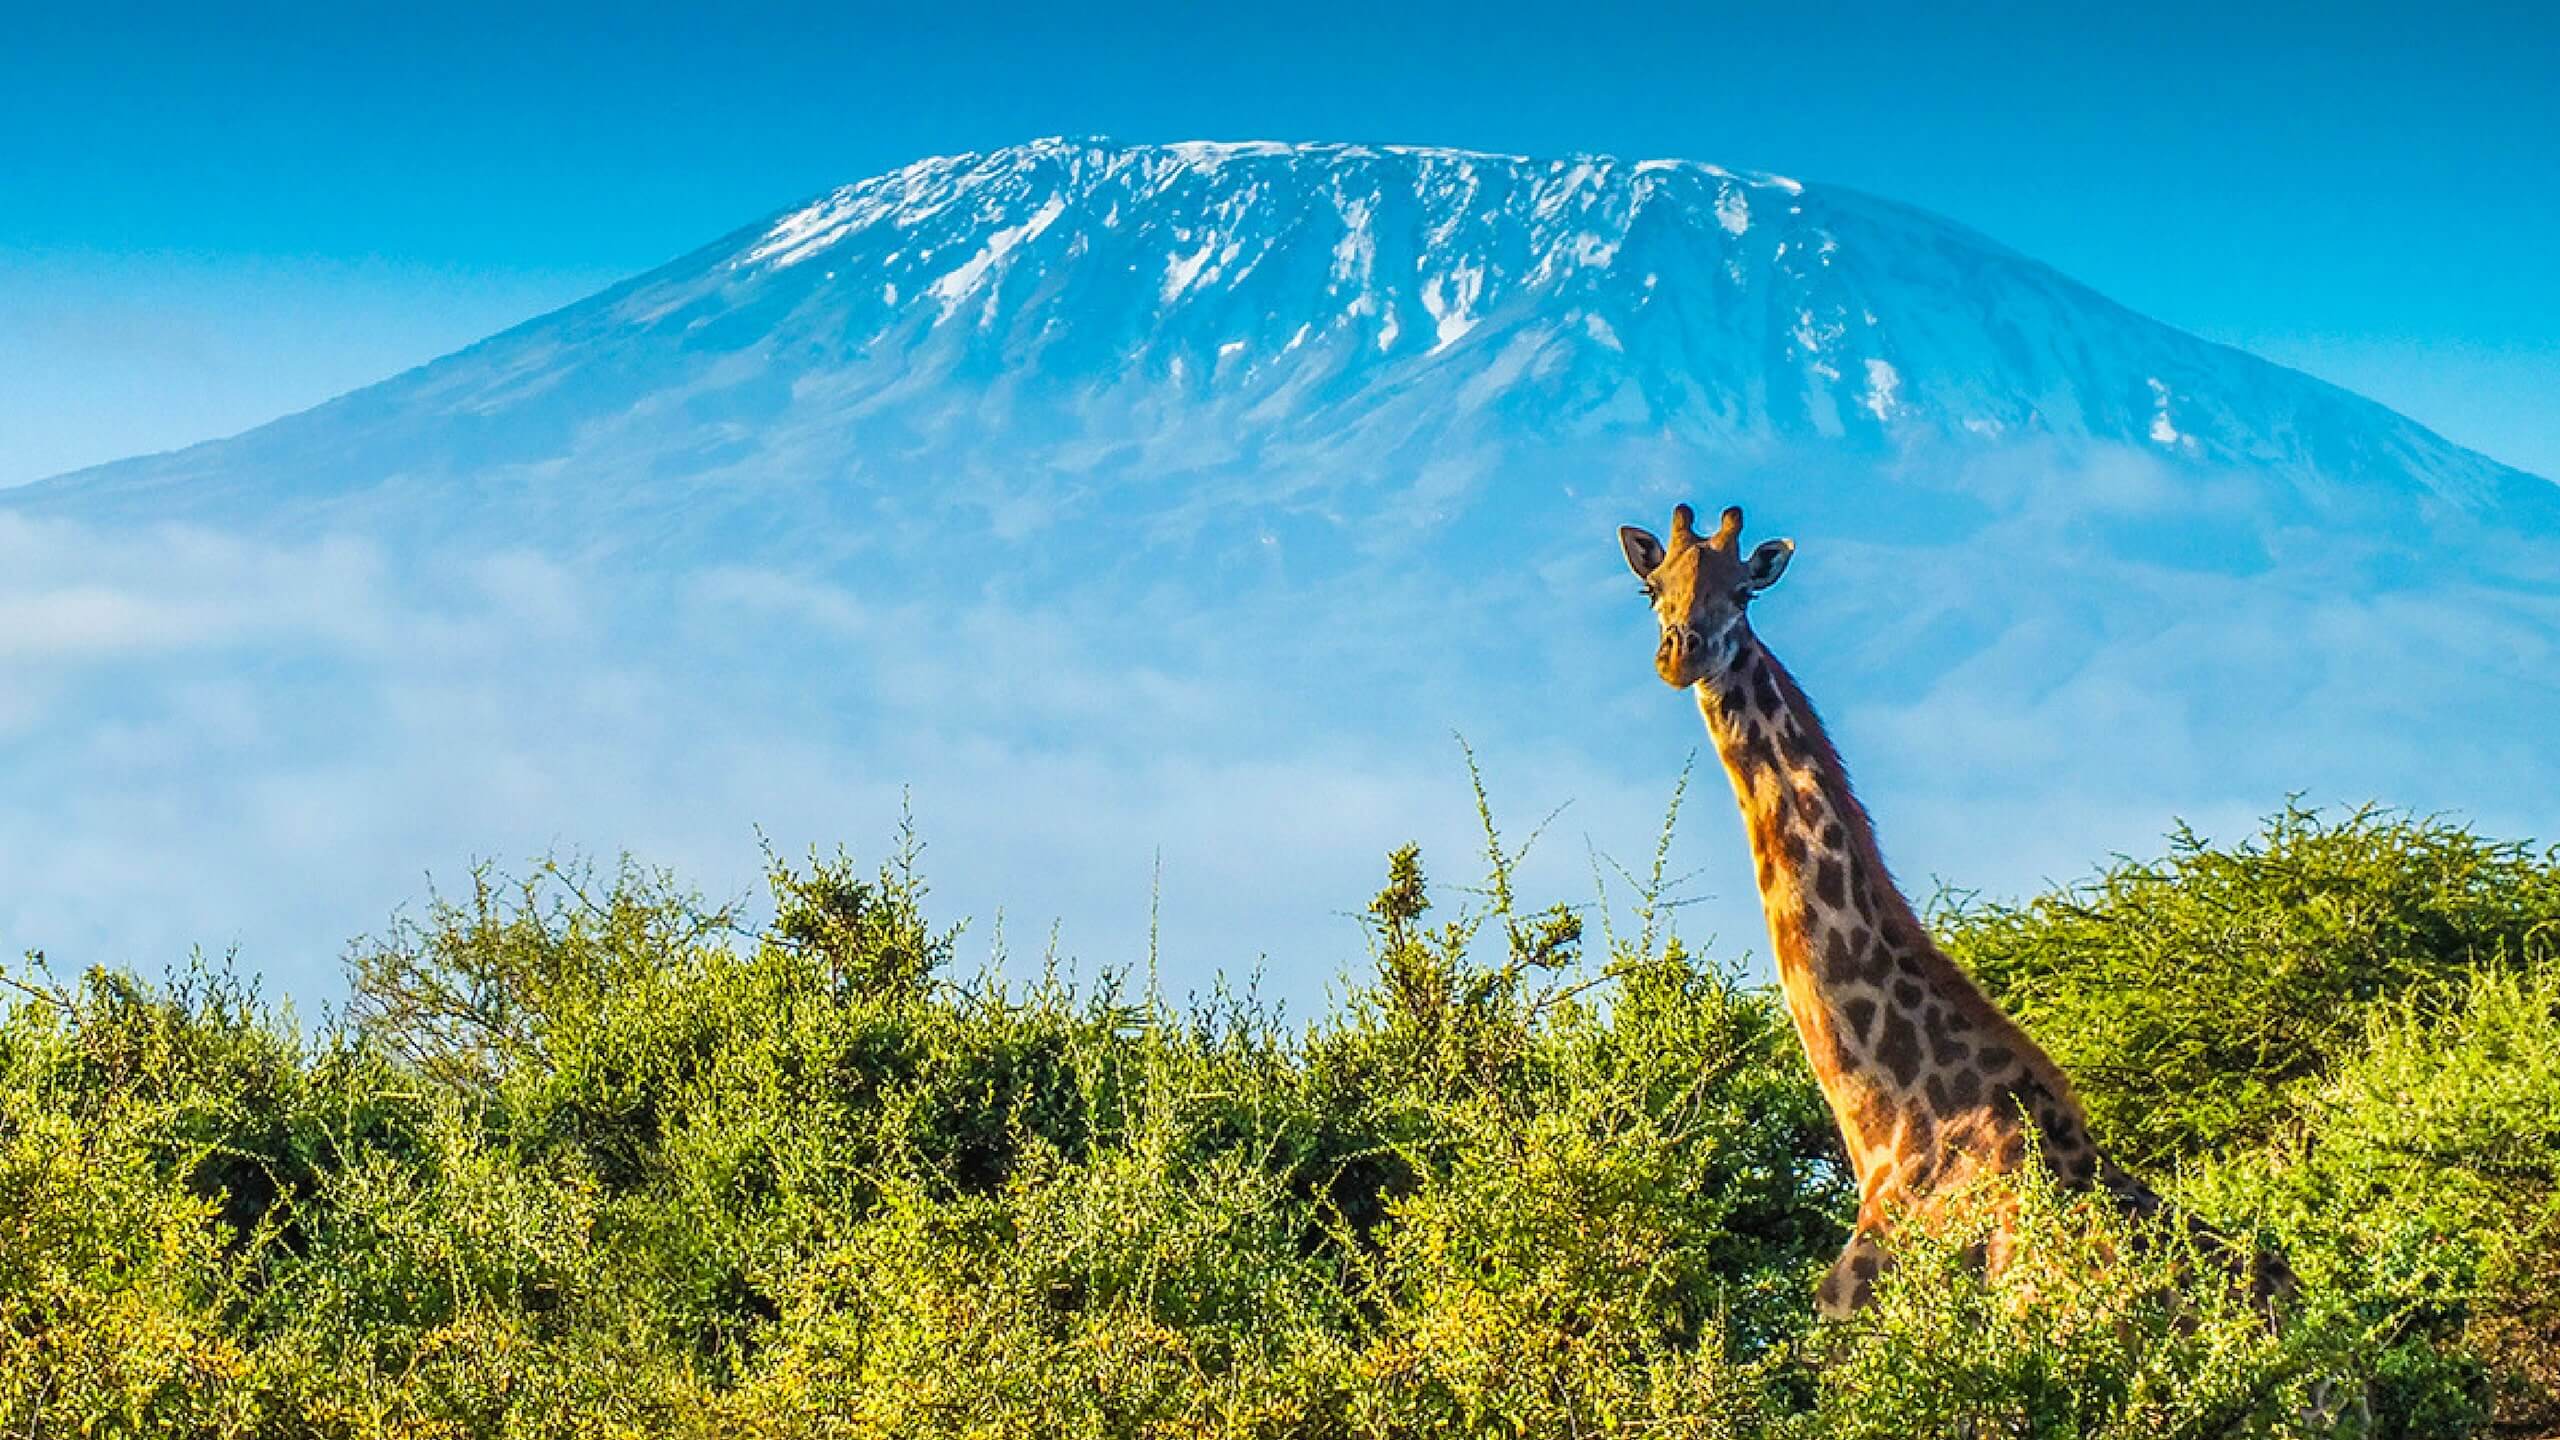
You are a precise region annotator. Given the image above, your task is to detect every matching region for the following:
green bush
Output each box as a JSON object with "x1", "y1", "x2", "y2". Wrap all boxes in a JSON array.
[
  {"x1": 1940, "y1": 804, "x2": 2560, "y2": 1168},
  {"x1": 2184, "y1": 952, "x2": 2560, "y2": 1436},
  {"x1": 1, "y1": 803, "x2": 2552, "y2": 1435}
]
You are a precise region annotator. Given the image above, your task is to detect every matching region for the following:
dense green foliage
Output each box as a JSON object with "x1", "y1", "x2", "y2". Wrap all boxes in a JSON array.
[
  {"x1": 3, "y1": 806, "x2": 2555, "y2": 1437},
  {"x1": 1942, "y1": 804, "x2": 2560, "y2": 1168}
]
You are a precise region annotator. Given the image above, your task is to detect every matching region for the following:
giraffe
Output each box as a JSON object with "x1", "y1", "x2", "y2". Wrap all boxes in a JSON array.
[{"x1": 1616, "y1": 501, "x2": 2170, "y2": 1318}]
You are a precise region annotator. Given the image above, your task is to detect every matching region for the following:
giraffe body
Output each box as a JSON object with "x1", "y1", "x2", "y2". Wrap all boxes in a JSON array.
[{"x1": 1620, "y1": 503, "x2": 2162, "y2": 1317}]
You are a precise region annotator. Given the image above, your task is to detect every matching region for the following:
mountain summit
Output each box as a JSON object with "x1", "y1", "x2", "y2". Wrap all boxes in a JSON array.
[{"x1": 24, "y1": 137, "x2": 2549, "y2": 533}]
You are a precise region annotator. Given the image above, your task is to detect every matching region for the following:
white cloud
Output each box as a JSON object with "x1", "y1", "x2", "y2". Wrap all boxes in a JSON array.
[
  {"x1": 2, "y1": 452, "x2": 2553, "y2": 1016},
  {"x1": 0, "y1": 515, "x2": 391, "y2": 659}
]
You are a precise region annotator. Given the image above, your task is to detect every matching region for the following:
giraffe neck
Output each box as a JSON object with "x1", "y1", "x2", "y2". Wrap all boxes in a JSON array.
[
  {"x1": 1697, "y1": 637, "x2": 1925, "y2": 1089},
  {"x1": 1695, "y1": 633, "x2": 2110, "y2": 1214}
]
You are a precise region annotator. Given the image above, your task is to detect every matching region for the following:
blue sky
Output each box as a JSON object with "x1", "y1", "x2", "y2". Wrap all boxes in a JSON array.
[{"x1": 5, "y1": 0, "x2": 2557, "y2": 486}]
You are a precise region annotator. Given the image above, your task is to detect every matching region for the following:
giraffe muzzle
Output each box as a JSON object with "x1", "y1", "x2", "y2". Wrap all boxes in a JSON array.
[{"x1": 1657, "y1": 625, "x2": 1705, "y2": 685}]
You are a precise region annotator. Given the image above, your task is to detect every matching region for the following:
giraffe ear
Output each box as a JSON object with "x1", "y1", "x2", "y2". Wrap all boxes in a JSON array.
[
  {"x1": 1620, "y1": 526, "x2": 1666, "y2": 579},
  {"x1": 1743, "y1": 538, "x2": 1794, "y2": 594}
]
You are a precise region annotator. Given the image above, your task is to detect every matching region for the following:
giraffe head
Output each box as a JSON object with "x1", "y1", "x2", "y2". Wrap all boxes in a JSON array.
[{"x1": 1619, "y1": 503, "x2": 1794, "y2": 689}]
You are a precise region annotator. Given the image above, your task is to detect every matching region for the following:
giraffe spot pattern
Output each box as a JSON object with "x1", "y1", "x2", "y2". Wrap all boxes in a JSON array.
[
  {"x1": 1739, "y1": 731, "x2": 1780, "y2": 775},
  {"x1": 1841, "y1": 996, "x2": 1878, "y2": 1048},
  {"x1": 2035, "y1": 1100, "x2": 2090, "y2": 1161},
  {"x1": 1814, "y1": 857, "x2": 1846, "y2": 908},
  {"x1": 1833, "y1": 927, "x2": 1877, "y2": 972},
  {"x1": 1927, "y1": 1018, "x2": 1971, "y2": 1066},
  {"x1": 1780, "y1": 724, "x2": 1813, "y2": 764},
  {"x1": 1821, "y1": 927, "x2": 1862, "y2": 985},
  {"x1": 1752, "y1": 668, "x2": 1782, "y2": 715},
  {"x1": 1877, "y1": 1009, "x2": 1923, "y2": 1088}
]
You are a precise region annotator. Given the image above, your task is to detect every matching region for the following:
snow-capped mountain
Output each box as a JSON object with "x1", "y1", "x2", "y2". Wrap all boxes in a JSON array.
[
  {"x1": 22, "y1": 137, "x2": 2551, "y2": 537},
  {"x1": 6, "y1": 139, "x2": 2555, "y2": 1002}
]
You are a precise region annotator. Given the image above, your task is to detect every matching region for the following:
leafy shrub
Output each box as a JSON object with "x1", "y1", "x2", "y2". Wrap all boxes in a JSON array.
[
  {"x1": 0, "y1": 802, "x2": 2550, "y2": 1435},
  {"x1": 2186, "y1": 952, "x2": 2560, "y2": 1435},
  {"x1": 1940, "y1": 804, "x2": 2560, "y2": 1167},
  {"x1": 1800, "y1": 1168, "x2": 2364, "y2": 1440}
]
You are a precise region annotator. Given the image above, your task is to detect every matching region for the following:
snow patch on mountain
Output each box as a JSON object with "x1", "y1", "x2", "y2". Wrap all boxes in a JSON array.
[
  {"x1": 928, "y1": 193, "x2": 1065, "y2": 320},
  {"x1": 17, "y1": 135, "x2": 2553, "y2": 536},
  {"x1": 1862, "y1": 358, "x2": 1901, "y2": 421}
]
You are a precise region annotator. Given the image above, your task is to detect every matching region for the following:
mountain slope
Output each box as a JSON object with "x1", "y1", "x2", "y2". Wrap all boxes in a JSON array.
[{"x1": 20, "y1": 137, "x2": 2550, "y2": 535}]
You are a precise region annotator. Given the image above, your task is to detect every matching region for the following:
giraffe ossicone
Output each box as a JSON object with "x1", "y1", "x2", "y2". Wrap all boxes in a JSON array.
[{"x1": 1620, "y1": 500, "x2": 2169, "y2": 1318}]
